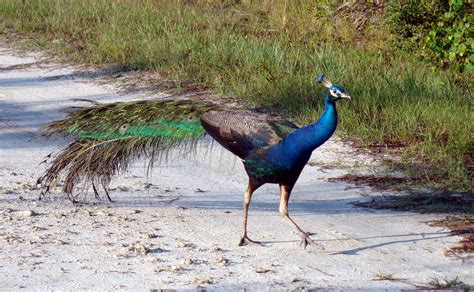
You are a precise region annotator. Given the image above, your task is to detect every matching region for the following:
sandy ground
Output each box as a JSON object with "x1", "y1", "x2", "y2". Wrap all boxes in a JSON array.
[{"x1": 0, "y1": 41, "x2": 472, "y2": 291}]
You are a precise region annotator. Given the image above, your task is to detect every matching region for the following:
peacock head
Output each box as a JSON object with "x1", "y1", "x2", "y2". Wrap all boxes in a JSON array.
[{"x1": 316, "y1": 73, "x2": 351, "y2": 102}]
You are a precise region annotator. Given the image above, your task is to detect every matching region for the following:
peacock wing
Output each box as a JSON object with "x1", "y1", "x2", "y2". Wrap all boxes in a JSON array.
[
  {"x1": 268, "y1": 119, "x2": 300, "y2": 139},
  {"x1": 38, "y1": 99, "x2": 218, "y2": 197},
  {"x1": 200, "y1": 110, "x2": 299, "y2": 159}
]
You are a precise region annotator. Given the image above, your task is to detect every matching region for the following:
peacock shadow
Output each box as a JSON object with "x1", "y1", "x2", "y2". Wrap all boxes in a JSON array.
[
  {"x1": 327, "y1": 231, "x2": 453, "y2": 255},
  {"x1": 257, "y1": 230, "x2": 453, "y2": 255},
  {"x1": 102, "y1": 194, "x2": 456, "y2": 254}
]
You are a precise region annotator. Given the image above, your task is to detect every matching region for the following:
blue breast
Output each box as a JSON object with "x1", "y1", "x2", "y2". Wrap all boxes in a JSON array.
[{"x1": 245, "y1": 96, "x2": 338, "y2": 181}]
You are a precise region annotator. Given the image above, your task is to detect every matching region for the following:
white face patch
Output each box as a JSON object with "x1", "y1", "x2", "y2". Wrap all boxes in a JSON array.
[{"x1": 330, "y1": 89, "x2": 341, "y2": 98}]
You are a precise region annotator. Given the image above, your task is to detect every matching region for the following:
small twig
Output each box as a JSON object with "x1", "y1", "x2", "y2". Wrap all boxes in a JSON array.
[{"x1": 163, "y1": 196, "x2": 180, "y2": 204}]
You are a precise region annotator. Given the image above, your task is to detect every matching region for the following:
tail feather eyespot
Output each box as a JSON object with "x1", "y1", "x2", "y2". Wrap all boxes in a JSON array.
[{"x1": 119, "y1": 124, "x2": 129, "y2": 132}]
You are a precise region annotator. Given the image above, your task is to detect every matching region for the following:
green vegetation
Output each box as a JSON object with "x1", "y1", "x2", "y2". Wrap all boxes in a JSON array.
[
  {"x1": 387, "y1": 0, "x2": 473, "y2": 72},
  {"x1": 0, "y1": 0, "x2": 472, "y2": 191}
]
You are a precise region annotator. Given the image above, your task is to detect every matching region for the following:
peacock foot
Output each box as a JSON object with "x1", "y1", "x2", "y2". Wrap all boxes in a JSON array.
[
  {"x1": 299, "y1": 232, "x2": 324, "y2": 249},
  {"x1": 238, "y1": 234, "x2": 262, "y2": 246}
]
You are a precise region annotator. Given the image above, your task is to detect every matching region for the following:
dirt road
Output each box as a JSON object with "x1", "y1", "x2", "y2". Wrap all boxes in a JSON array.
[{"x1": 0, "y1": 42, "x2": 471, "y2": 290}]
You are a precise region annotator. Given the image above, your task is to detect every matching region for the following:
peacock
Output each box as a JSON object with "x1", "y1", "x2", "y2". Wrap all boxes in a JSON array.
[{"x1": 37, "y1": 73, "x2": 351, "y2": 247}]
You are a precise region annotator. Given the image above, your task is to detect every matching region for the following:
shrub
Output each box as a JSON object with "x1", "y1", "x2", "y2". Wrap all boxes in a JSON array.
[
  {"x1": 424, "y1": 0, "x2": 473, "y2": 72},
  {"x1": 386, "y1": 0, "x2": 473, "y2": 72}
]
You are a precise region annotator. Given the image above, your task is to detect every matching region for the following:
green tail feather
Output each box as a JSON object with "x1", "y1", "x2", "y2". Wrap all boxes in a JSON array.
[
  {"x1": 75, "y1": 120, "x2": 204, "y2": 140},
  {"x1": 38, "y1": 99, "x2": 218, "y2": 200}
]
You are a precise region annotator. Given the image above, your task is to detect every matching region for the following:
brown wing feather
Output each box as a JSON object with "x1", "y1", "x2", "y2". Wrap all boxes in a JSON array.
[{"x1": 200, "y1": 110, "x2": 296, "y2": 159}]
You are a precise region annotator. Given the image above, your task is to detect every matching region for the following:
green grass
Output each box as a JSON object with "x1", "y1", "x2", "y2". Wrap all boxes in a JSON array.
[{"x1": 1, "y1": 0, "x2": 472, "y2": 191}]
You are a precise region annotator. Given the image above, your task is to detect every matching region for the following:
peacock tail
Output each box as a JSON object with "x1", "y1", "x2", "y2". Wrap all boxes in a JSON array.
[{"x1": 38, "y1": 99, "x2": 218, "y2": 199}]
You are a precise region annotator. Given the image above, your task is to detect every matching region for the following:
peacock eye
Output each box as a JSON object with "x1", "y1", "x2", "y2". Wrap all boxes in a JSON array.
[{"x1": 119, "y1": 124, "x2": 129, "y2": 132}]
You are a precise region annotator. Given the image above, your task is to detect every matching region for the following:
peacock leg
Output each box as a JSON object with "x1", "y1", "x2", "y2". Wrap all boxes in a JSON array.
[
  {"x1": 92, "y1": 182, "x2": 101, "y2": 200},
  {"x1": 238, "y1": 179, "x2": 262, "y2": 246},
  {"x1": 279, "y1": 184, "x2": 318, "y2": 249},
  {"x1": 100, "y1": 179, "x2": 113, "y2": 202}
]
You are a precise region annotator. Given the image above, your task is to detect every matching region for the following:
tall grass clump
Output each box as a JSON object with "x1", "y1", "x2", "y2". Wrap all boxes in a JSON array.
[{"x1": 0, "y1": 0, "x2": 472, "y2": 191}]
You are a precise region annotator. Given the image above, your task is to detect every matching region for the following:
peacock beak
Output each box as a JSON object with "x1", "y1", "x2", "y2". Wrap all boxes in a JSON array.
[{"x1": 340, "y1": 93, "x2": 351, "y2": 100}]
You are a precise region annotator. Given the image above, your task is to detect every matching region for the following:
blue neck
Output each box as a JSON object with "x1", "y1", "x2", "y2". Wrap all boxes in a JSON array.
[{"x1": 280, "y1": 95, "x2": 338, "y2": 159}]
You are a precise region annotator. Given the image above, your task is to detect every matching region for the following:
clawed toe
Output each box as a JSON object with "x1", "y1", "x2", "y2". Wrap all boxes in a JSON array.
[
  {"x1": 238, "y1": 235, "x2": 262, "y2": 246},
  {"x1": 299, "y1": 232, "x2": 324, "y2": 250},
  {"x1": 300, "y1": 235, "x2": 314, "y2": 248}
]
